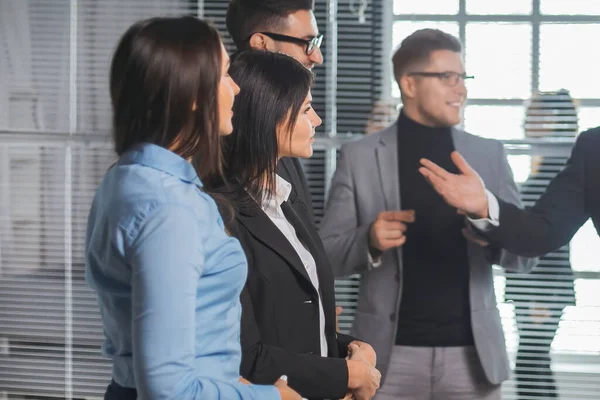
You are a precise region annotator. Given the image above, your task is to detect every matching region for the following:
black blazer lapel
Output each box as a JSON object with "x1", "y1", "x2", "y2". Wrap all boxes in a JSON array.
[
  {"x1": 236, "y1": 200, "x2": 314, "y2": 288},
  {"x1": 281, "y1": 195, "x2": 334, "y2": 291},
  {"x1": 281, "y1": 196, "x2": 339, "y2": 352}
]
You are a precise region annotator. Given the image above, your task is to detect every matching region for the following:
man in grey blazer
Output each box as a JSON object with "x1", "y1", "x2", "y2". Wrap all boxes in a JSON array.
[{"x1": 320, "y1": 29, "x2": 536, "y2": 400}]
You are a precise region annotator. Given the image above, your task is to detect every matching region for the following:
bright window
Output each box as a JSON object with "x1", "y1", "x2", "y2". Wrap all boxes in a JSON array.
[
  {"x1": 393, "y1": 0, "x2": 458, "y2": 16},
  {"x1": 465, "y1": 23, "x2": 531, "y2": 99}
]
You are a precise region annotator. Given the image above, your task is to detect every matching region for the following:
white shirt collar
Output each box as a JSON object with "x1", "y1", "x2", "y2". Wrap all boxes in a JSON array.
[{"x1": 261, "y1": 174, "x2": 292, "y2": 211}]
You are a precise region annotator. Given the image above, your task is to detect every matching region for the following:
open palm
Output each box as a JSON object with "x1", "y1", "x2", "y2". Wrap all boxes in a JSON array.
[{"x1": 418, "y1": 151, "x2": 489, "y2": 218}]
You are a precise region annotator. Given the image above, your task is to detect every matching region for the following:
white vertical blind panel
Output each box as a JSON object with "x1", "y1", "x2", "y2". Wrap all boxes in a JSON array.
[
  {"x1": 0, "y1": 0, "x2": 197, "y2": 398},
  {"x1": 77, "y1": 0, "x2": 201, "y2": 134}
]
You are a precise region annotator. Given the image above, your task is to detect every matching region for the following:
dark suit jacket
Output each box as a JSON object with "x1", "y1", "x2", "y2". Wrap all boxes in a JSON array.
[
  {"x1": 505, "y1": 158, "x2": 575, "y2": 307},
  {"x1": 227, "y1": 181, "x2": 355, "y2": 400},
  {"x1": 481, "y1": 127, "x2": 600, "y2": 256}
]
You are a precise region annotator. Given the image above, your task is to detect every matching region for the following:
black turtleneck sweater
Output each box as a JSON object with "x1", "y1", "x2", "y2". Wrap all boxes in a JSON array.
[{"x1": 395, "y1": 111, "x2": 474, "y2": 347}]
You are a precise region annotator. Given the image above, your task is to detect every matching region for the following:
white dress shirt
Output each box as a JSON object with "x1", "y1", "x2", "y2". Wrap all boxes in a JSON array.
[{"x1": 259, "y1": 174, "x2": 328, "y2": 358}]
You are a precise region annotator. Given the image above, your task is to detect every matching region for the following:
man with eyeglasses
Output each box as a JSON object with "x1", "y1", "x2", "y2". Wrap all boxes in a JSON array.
[
  {"x1": 320, "y1": 29, "x2": 536, "y2": 400},
  {"x1": 226, "y1": 0, "x2": 324, "y2": 221},
  {"x1": 227, "y1": 1, "x2": 324, "y2": 70}
]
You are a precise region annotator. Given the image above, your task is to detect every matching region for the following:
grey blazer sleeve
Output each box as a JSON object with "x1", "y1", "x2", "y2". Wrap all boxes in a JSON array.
[
  {"x1": 489, "y1": 142, "x2": 538, "y2": 273},
  {"x1": 319, "y1": 145, "x2": 372, "y2": 278}
]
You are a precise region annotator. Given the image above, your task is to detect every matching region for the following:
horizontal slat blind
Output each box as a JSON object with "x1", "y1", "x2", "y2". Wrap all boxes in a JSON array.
[
  {"x1": 3, "y1": 1, "x2": 599, "y2": 399},
  {"x1": 204, "y1": 0, "x2": 386, "y2": 137},
  {"x1": 336, "y1": 0, "x2": 385, "y2": 135},
  {"x1": 299, "y1": 149, "x2": 328, "y2": 225},
  {"x1": 1, "y1": 0, "x2": 199, "y2": 398}
]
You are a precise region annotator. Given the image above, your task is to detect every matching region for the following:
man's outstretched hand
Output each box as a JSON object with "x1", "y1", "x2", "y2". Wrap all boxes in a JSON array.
[{"x1": 419, "y1": 151, "x2": 489, "y2": 219}]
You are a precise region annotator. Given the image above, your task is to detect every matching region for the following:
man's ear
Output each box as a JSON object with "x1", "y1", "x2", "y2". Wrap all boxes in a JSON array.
[
  {"x1": 399, "y1": 74, "x2": 416, "y2": 100},
  {"x1": 248, "y1": 33, "x2": 270, "y2": 51}
]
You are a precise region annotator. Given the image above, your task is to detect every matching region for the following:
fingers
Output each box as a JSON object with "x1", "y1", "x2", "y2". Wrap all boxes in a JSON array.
[
  {"x1": 341, "y1": 392, "x2": 354, "y2": 400},
  {"x1": 373, "y1": 216, "x2": 411, "y2": 239},
  {"x1": 347, "y1": 343, "x2": 359, "y2": 359},
  {"x1": 419, "y1": 158, "x2": 453, "y2": 181},
  {"x1": 239, "y1": 376, "x2": 251, "y2": 385},
  {"x1": 380, "y1": 236, "x2": 406, "y2": 249},
  {"x1": 379, "y1": 225, "x2": 407, "y2": 237},
  {"x1": 348, "y1": 342, "x2": 371, "y2": 364},
  {"x1": 451, "y1": 151, "x2": 476, "y2": 176},
  {"x1": 380, "y1": 231, "x2": 405, "y2": 242},
  {"x1": 336, "y1": 306, "x2": 343, "y2": 317},
  {"x1": 419, "y1": 167, "x2": 450, "y2": 195},
  {"x1": 371, "y1": 212, "x2": 412, "y2": 252},
  {"x1": 351, "y1": 341, "x2": 377, "y2": 366},
  {"x1": 274, "y1": 375, "x2": 288, "y2": 388},
  {"x1": 461, "y1": 228, "x2": 489, "y2": 247},
  {"x1": 379, "y1": 210, "x2": 415, "y2": 222}
]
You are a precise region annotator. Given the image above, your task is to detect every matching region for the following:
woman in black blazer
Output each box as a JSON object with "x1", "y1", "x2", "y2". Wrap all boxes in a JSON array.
[{"x1": 205, "y1": 50, "x2": 380, "y2": 400}]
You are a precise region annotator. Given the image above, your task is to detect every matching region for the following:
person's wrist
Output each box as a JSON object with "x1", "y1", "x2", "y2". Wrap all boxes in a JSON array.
[
  {"x1": 469, "y1": 197, "x2": 489, "y2": 219},
  {"x1": 276, "y1": 386, "x2": 288, "y2": 400},
  {"x1": 367, "y1": 225, "x2": 382, "y2": 257},
  {"x1": 346, "y1": 359, "x2": 366, "y2": 389}
]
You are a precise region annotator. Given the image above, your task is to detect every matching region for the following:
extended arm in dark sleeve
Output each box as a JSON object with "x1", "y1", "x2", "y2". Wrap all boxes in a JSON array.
[
  {"x1": 485, "y1": 143, "x2": 537, "y2": 272},
  {"x1": 482, "y1": 134, "x2": 591, "y2": 257}
]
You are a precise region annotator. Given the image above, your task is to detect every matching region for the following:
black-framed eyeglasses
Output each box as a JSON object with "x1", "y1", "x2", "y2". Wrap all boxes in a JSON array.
[
  {"x1": 255, "y1": 32, "x2": 323, "y2": 55},
  {"x1": 407, "y1": 71, "x2": 474, "y2": 87}
]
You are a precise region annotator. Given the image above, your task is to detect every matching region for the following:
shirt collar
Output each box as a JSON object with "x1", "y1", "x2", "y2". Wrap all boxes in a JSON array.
[
  {"x1": 117, "y1": 143, "x2": 202, "y2": 186},
  {"x1": 261, "y1": 174, "x2": 292, "y2": 210}
]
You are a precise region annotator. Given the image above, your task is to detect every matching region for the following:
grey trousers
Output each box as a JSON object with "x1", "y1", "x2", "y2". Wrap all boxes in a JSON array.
[{"x1": 375, "y1": 346, "x2": 501, "y2": 400}]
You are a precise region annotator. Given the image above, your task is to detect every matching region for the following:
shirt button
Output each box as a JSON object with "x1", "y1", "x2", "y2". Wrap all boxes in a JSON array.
[
  {"x1": 395, "y1": 274, "x2": 400, "y2": 282},
  {"x1": 390, "y1": 313, "x2": 396, "y2": 322}
]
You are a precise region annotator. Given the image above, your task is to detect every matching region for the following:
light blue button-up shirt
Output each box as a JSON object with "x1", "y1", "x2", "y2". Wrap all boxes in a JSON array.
[{"x1": 85, "y1": 143, "x2": 280, "y2": 399}]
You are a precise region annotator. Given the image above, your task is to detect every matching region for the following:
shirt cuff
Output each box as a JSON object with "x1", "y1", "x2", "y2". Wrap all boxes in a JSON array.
[
  {"x1": 367, "y1": 250, "x2": 382, "y2": 268},
  {"x1": 467, "y1": 190, "x2": 500, "y2": 231}
]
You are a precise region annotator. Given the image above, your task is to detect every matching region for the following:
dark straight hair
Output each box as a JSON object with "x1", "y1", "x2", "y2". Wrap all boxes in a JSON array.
[
  {"x1": 205, "y1": 50, "x2": 313, "y2": 218},
  {"x1": 226, "y1": 0, "x2": 315, "y2": 49},
  {"x1": 110, "y1": 16, "x2": 223, "y2": 180},
  {"x1": 392, "y1": 28, "x2": 462, "y2": 85}
]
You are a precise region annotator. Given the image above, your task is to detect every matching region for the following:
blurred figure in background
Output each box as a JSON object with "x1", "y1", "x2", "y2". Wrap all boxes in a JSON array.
[
  {"x1": 506, "y1": 89, "x2": 578, "y2": 399},
  {"x1": 364, "y1": 99, "x2": 399, "y2": 135}
]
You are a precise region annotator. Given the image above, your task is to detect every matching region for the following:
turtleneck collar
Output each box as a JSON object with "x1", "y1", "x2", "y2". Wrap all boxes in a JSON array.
[{"x1": 397, "y1": 109, "x2": 453, "y2": 140}]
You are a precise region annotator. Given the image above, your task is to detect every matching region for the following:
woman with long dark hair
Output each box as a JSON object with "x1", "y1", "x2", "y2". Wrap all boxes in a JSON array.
[
  {"x1": 206, "y1": 50, "x2": 380, "y2": 400},
  {"x1": 85, "y1": 17, "x2": 299, "y2": 400}
]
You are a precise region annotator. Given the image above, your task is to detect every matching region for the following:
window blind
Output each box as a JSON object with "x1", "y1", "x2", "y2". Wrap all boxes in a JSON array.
[
  {"x1": 2, "y1": 0, "x2": 599, "y2": 399},
  {"x1": 0, "y1": 1, "x2": 200, "y2": 398},
  {"x1": 0, "y1": 0, "x2": 386, "y2": 397}
]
